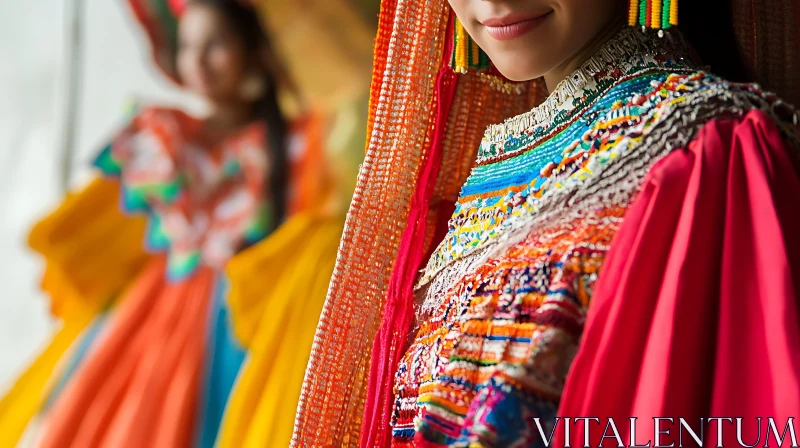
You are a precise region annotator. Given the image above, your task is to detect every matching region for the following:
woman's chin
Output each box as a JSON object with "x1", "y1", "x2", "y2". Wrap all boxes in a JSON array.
[
  {"x1": 489, "y1": 61, "x2": 545, "y2": 83},
  {"x1": 484, "y1": 48, "x2": 554, "y2": 83},
  {"x1": 193, "y1": 88, "x2": 233, "y2": 105}
]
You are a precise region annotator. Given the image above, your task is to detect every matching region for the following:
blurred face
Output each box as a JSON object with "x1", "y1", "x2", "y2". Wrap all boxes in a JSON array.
[
  {"x1": 448, "y1": 0, "x2": 623, "y2": 82},
  {"x1": 177, "y1": 4, "x2": 250, "y2": 103}
]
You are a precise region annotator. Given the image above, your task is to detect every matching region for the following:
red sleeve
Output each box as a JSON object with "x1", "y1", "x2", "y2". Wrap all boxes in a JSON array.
[{"x1": 556, "y1": 110, "x2": 800, "y2": 447}]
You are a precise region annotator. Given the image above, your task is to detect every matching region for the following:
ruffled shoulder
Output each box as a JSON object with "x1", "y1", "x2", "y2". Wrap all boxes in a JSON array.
[{"x1": 93, "y1": 106, "x2": 195, "y2": 213}]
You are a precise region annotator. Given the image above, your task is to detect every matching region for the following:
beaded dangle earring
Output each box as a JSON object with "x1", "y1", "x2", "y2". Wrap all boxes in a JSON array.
[
  {"x1": 449, "y1": 13, "x2": 528, "y2": 94},
  {"x1": 450, "y1": 17, "x2": 491, "y2": 74},
  {"x1": 628, "y1": 0, "x2": 679, "y2": 32}
]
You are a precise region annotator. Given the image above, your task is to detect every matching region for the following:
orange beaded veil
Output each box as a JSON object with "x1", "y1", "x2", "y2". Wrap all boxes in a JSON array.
[{"x1": 290, "y1": 0, "x2": 539, "y2": 445}]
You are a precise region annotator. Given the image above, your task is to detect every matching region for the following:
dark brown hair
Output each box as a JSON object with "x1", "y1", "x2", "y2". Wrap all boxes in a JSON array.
[{"x1": 678, "y1": 0, "x2": 751, "y2": 83}]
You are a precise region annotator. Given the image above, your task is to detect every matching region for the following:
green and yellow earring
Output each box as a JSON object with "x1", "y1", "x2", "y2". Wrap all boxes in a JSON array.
[
  {"x1": 628, "y1": 0, "x2": 679, "y2": 30},
  {"x1": 447, "y1": 14, "x2": 528, "y2": 94},
  {"x1": 450, "y1": 17, "x2": 491, "y2": 74}
]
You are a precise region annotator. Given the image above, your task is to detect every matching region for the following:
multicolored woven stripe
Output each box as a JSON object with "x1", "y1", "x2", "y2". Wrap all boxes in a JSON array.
[
  {"x1": 394, "y1": 207, "x2": 619, "y2": 446},
  {"x1": 628, "y1": 0, "x2": 678, "y2": 29}
]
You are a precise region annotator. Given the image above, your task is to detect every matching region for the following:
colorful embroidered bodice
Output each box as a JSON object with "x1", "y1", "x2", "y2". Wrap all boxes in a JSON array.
[
  {"x1": 391, "y1": 28, "x2": 791, "y2": 446},
  {"x1": 94, "y1": 107, "x2": 272, "y2": 280}
]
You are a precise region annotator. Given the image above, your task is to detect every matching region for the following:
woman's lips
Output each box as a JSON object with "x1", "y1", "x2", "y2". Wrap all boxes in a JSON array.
[{"x1": 481, "y1": 12, "x2": 551, "y2": 41}]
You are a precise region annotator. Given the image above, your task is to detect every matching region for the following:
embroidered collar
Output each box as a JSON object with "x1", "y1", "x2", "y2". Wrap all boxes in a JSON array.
[{"x1": 478, "y1": 27, "x2": 696, "y2": 163}]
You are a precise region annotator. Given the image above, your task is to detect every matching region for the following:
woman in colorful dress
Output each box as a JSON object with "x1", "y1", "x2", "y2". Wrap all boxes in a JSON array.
[
  {"x1": 0, "y1": 1, "x2": 342, "y2": 447},
  {"x1": 292, "y1": 0, "x2": 800, "y2": 446}
]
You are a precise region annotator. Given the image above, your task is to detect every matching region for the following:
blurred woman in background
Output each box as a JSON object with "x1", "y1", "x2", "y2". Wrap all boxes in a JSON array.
[{"x1": 0, "y1": 0, "x2": 343, "y2": 446}]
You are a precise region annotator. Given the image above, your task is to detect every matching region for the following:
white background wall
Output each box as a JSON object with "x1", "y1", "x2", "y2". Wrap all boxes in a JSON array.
[{"x1": 0, "y1": 0, "x2": 199, "y2": 387}]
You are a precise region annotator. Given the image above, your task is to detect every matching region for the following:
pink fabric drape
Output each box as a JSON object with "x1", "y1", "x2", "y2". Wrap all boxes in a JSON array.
[{"x1": 556, "y1": 110, "x2": 800, "y2": 447}]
